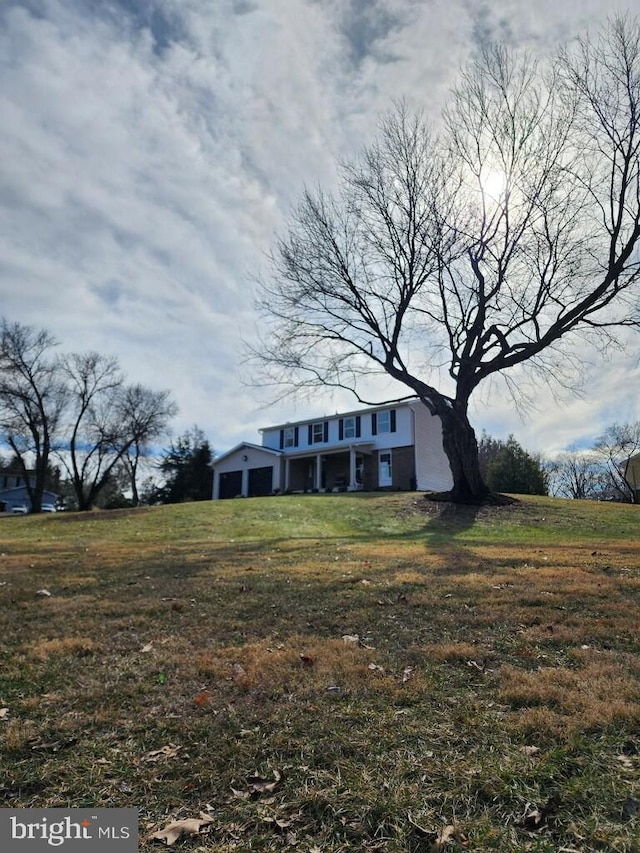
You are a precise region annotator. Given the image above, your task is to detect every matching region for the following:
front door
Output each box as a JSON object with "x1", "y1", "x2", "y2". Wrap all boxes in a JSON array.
[{"x1": 378, "y1": 452, "x2": 392, "y2": 487}]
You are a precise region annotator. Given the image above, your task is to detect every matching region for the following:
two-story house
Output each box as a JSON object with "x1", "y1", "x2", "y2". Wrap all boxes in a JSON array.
[{"x1": 212, "y1": 400, "x2": 453, "y2": 499}]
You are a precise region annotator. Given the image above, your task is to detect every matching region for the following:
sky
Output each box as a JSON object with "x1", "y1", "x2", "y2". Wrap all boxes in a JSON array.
[{"x1": 1, "y1": 0, "x2": 639, "y2": 460}]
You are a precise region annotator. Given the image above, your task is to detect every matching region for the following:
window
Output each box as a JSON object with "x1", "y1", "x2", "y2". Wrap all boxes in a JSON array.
[
  {"x1": 339, "y1": 415, "x2": 361, "y2": 440},
  {"x1": 308, "y1": 422, "x2": 328, "y2": 444},
  {"x1": 281, "y1": 426, "x2": 299, "y2": 448},
  {"x1": 372, "y1": 409, "x2": 396, "y2": 435}
]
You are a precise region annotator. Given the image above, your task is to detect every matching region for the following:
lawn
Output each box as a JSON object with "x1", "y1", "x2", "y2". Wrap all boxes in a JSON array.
[{"x1": 1, "y1": 493, "x2": 639, "y2": 852}]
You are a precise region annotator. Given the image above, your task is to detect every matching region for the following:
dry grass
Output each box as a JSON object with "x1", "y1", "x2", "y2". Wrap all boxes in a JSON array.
[{"x1": 1, "y1": 493, "x2": 639, "y2": 852}]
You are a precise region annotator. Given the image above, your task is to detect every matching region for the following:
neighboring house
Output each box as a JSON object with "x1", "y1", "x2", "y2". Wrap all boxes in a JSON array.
[
  {"x1": 0, "y1": 472, "x2": 59, "y2": 513},
  {"x1": 212, "y1": 399, "x2": 453, "y2": 500},
  {"x1": 624, "y1": 452, "x2": 640, "y2": 503}
]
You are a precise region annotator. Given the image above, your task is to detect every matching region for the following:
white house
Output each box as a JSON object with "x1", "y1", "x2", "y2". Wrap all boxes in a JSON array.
[{"x1": 212, "y1": 400, "x2": 453, "y2": 499}]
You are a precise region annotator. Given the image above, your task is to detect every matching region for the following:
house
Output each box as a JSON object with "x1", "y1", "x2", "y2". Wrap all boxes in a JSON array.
[
  {"x1": 212, "y1": 399, "x2": 453, "y2": 499},
  {"x1": 624, "y1": 452, "x2": 640, "y2": 502},
  {"x1": 0, "y1": 471, "x2": 59, "y2": 513}
]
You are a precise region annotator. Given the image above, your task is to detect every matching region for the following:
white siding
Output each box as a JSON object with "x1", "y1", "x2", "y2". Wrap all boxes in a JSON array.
[
  {"x1": 261, "y1": 405, "x2": 414, "y2": 454},
  {"x1": 410, "y1": 402, "x2": 453, "y2": 491}
]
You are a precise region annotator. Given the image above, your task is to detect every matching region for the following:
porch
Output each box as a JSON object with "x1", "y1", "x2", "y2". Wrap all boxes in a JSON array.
[{"x1": 285, "y1": 446, "x2": 375, "y2": 492}]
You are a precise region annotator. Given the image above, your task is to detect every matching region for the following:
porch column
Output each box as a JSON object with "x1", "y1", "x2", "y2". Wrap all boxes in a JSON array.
[
  {"x1": 315, "y1": 454, "x2": 323, "y2": 491},
  {"x1": 284, "y1": 457, "x2": 291, "y2": 491},
  {"x1": 349, "y1": 447, "x2": 357, "y2": 490},
  {"x1": 241, "y1": 468, "x2": 249, "y2": 498}
]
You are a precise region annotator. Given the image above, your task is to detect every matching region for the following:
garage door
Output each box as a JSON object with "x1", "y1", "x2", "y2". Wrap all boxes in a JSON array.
[
  {"x1": 218, "y1": 470, "x2": 242, "y2": 500},
  {"x1": 248, "y1": 466, "x2": 273, "y2": 497}
]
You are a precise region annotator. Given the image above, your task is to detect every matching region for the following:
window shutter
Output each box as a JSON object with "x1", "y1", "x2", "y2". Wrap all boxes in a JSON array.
[
  {"x1": 339, "y1": 419, "x2": 344, "y2": 440},
  {"x1": 308, "y1": 424, "x2": 313, "y2": 445},
  {"x1": 371, "y1": 413, "x2": 377, "y2": 435},
  {"x1": 355, "y1": 416, "x2": 361, "y2": 438},
  {"x1": 279, "y1": 430, "x2": 284, "y2": 450},
  {"x1": 390, "y1": 410, "x2": 396, "y2": 432},
  {"x1": 294, "y1": 426, "x2": 299, "y2": 447},
  {"x1": 323, "y1": 422, "x2": 329, "y2": 442}
]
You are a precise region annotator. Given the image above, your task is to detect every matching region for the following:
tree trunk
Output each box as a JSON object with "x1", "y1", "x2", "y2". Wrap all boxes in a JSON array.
[{"x1": 434, "y1": 401, "x2": 489, "y2": 503}]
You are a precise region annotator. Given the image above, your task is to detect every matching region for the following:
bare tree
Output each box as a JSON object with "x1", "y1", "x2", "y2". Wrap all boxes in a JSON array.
[
  {"x1": 118, "y1": 384, "x2": 178, "y2": 505},
  {"x1": 58, "y1": 352, "x2": 124, "y2": 511},
  {"x1": 254, "y1": 17, "x2": 640, "y2": 502},
  {"x1": 58, "y1": 354, "x2": 177, "y2": 510},
  {"x1": 594, "y1": 422, "x2": 640, "y2": 503},
  {"x1": 0, "y1": 320, "x2": 67, "y2": 512},
  {"x1": 548, "y1": 451, "x2": 607, "y2": 500}
]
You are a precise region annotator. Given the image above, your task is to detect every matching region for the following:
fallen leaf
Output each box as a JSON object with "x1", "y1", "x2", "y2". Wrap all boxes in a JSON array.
[
  {"x1": 342, "y1": 634, "x2": 359, "y2": 644},
  {"x1": 193, "y1": 690, "x2": 211, "y2": 708},
  {"x1": 432, "y1": 824, "x2": 457, "y2": 851},
  {"x1": 247, "y1": 769, "x2": 282, "y2": 795},
  {"x1": 402, "y1": 667, "x2": 414, "y2": 683},
  {"x1": 520, "y1": 745, "x2": 541, "y2": 757},
  {"x1": 231, "y1": 663, "x2": 248, "y2": 683},
  {"x1": 144, "y1": 744, "x2": 182, "y2": 762},
  {"x1": 141, "y1": 642, "x2": 154, "y2": 653},
  {"x1": 36, "y1": 589, "x2": 52, "y2": 597},
  {"x1": 368, "y1": 663, "x2": 384, "y2": 672},
  {"x1": 0, "y1": 707, "x2": 9, "y2": 720},
  {"x1": 230, "y1": 786, "x2": 250, "y2": 801},
  {"x1": 149, "y1": 813, "x2": 214, "y2": 846}
]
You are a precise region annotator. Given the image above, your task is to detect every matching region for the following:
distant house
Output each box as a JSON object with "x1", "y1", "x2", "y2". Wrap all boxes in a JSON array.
[
  {"x1": 624, "y1": 452, "x2": 640, "y2": 503},
  {"x1": 212, "y1": 399, "x2": 453, "y2": 499},
  {"x1": 0, "y1": 471, "x2": 59, "y2": 513}
]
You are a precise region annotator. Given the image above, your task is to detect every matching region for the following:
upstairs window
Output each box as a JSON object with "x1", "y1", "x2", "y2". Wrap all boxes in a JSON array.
[
  {"x1": 339, "y1": 416, "x2": 361, "y2": 440},
  {"x1": 280, "y1": 426, "x2": 299, "y2": 448},
  {"x1": 372, "y1": 409, "x2": 396, "y2": 435},
  {"x1": 308, "y1": 422, "x2": 329, "y2": 444}
]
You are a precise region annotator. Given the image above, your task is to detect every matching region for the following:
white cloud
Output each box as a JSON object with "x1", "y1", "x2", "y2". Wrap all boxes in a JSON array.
[{"x1": 0, "y1": 0, "x2": 638, "y2": 461}]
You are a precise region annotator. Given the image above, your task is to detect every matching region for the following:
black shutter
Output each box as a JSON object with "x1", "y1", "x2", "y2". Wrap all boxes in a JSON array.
[
  {"x1": 294, "y1": 426, "x2": 299, "y2": 447},
  {"x1": 279, "y1": 429, "x2": 284, "y2": 449},
  {"x1": 355, "y1": 415, "x2": 361, "y2": 438},
  {"x1": 339, "y1": 419, "x2": 344, "y2": 440},
  {"x1": 390, "y1": 410, "x2": 396, "y2": 432},
  {"x1": 371, "y1": 413, "x2": 377, "y2": 435},
  {"x1": 308, "y1": 424, "x2": 313, "y2": 445},
  {"x1": 323, "y1": 422, "x2": 329, "y2": 442}
]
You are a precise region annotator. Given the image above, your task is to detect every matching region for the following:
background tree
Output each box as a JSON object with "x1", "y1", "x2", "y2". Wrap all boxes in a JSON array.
[
  {"x1": 58, "y1": 353, "x2": 176, "y2": 510},
  {"x1": 478, "y1": 433, "x2": 548, "y2": 495},
  {"x1": 118, "y1": 384, "x2": 178, "y2": 505},
  {"x1": 594, "y1": 422, "x2": 640, "y2": 503},
  {"x1": 157, "y1": 427, "x2": 213, "y2": 504},
  {"x1": 254, "y1": 17, "x2": 640, "y2": 503},
  {"x1": 0, "y1": 319, "x2": 67, "y2": 512},
  {"x1": 548, "y1": 451, "x2": 607, "y2": 500}
]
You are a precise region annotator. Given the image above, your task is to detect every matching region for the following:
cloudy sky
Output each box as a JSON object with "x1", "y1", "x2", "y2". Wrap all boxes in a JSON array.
[{"x1": 1, "y1": 0, "x2": 638, "y2": 459}]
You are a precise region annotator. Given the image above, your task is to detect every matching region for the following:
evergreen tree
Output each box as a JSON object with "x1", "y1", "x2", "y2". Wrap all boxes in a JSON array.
[
  {"x1": 479, "y1": 433, "x2": 548, "y2": 495},
  {"x1": 158, "y1": 427, "x2": 213, "y2": 503}
]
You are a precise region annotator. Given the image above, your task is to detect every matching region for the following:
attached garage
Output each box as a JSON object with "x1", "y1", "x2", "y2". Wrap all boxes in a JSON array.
[
  {"x1": 218, "y1": 470, "x2": 242, "y2": 500},
  {"x1": 248, "y1": 466, "x2": 273, "y2": 497},
  {"x1": 212, "y1": 443, "x2": 283, "y2": 500}
]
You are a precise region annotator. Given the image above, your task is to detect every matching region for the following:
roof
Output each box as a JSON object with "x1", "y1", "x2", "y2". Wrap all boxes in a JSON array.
[
  {"x1": 213, "y1": 441, "x2": 283, "y2": 465},
  {"x1": 260, "y1": 397, "x2": 421, "y2": 433}
]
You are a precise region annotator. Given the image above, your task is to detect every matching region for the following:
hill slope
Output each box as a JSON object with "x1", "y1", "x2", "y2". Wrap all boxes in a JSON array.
[{"x1": 1, "y1": 494, "x2": 639, "y2": 850}]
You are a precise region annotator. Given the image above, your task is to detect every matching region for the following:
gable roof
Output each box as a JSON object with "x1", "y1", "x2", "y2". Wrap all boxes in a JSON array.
[{"x1": 213, "y1": 441, "x2": 283, "y2": 466}]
